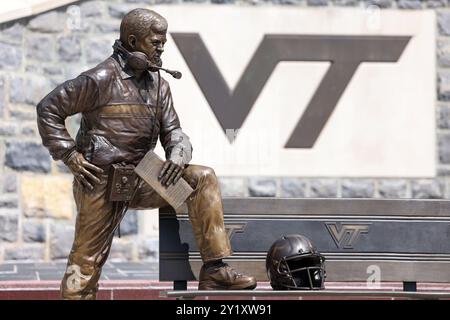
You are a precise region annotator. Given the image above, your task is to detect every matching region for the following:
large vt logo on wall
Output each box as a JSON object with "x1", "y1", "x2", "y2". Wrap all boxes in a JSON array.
[
  {"x1": 172, "y1": 34, "x2": 410, "y2": 148},
  {"x1": 156, "y1": 6, "x2": 436, "y2": 177}
]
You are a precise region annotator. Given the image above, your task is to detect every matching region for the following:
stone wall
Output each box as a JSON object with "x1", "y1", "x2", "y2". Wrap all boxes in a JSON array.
[{"x1": 0, "y1": 0, "x2": 449, "y2": 263}]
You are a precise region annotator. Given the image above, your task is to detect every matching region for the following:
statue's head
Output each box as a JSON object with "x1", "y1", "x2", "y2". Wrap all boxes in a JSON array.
[{"x1": 120, "y1": 8, "x2": 168, "y2": 67}]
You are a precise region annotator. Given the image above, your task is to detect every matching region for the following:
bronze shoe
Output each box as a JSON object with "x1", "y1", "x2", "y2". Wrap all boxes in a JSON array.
[{"x1": 198, "y1": 262, "x2": 257, "y2": 290}]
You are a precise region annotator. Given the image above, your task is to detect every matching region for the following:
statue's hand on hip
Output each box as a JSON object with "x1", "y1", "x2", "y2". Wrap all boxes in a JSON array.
[{"x1": 65, "y1": 152, "x2": 104, "y2": 190}]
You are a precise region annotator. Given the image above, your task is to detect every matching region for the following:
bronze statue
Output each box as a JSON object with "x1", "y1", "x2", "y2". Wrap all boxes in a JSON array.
[{"x1": 36, "y1": 8, "x2": 256, "y2": 299}]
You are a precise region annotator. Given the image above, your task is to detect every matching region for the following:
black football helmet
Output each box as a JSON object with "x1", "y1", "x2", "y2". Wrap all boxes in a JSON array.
[{"x1": 266, "y1": 234, "x2": 326, "y2": 290}]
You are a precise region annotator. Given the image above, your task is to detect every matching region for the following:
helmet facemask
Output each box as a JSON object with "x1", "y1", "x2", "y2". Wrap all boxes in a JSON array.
[{"x1": 277, "y1": 253, "x2": 326, "y2": 290}]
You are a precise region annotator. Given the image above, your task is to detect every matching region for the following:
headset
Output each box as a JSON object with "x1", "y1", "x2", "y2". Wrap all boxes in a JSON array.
[{"x1": 112, "y1": 39, "x2": 182, "y2": 79}]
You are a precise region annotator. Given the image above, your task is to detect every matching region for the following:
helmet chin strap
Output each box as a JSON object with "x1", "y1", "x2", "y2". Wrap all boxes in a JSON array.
[{"x1": 112, "y1": 39, "x2": 182, "y2": 79}]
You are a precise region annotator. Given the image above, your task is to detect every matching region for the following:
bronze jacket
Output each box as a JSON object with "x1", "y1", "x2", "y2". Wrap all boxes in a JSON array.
[{"x1": 36, "y1": 53, "x2": 192, "y2": 168}]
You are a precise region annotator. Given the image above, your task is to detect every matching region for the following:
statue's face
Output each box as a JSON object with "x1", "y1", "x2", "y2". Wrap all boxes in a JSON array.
[{"x1": 131, "y1": 27, "x2": 167, "y2": 68}]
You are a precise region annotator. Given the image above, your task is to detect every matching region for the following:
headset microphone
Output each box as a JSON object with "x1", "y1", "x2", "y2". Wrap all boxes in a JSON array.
[
  {"x1": 113, "y1": 40, "x2": 182, "y2": 79},
  {"x1": 148, "y1": 65, "x2": 182, "y2": 79}
]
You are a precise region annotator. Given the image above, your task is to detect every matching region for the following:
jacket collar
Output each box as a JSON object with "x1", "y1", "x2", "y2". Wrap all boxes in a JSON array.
[{"x1": 113, "y1": 52, "x2": 153, "y2": 82}]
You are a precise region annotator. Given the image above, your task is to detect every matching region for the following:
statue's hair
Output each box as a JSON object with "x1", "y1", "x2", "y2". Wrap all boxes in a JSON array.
[{"x1": 120, "y1": 8, "x2": 167, "y2": 44}]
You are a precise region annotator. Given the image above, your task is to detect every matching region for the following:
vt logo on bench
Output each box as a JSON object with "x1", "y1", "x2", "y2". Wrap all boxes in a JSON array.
[
  {"x1": 224, "y1": 223, "x2": 247, "y2": 240},
  {"x1": 325, "y1": 222, "x2": 371, "y2": 249}
]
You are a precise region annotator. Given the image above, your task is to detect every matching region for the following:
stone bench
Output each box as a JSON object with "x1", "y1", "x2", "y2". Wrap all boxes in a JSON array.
[{"x1": 159, "y1": 198, "x2": 450, "y2": 291}]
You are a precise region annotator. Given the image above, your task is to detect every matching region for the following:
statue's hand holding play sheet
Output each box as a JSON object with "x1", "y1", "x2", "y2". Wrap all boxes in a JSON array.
[{"x1": 135, "y1": 151, "x2": 193, "y2": 209}]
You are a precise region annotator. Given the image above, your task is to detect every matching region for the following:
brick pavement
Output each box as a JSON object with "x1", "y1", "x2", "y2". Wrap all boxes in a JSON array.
[{"x1": 0, "y1": 261, "x2": 158, "y2": 281}]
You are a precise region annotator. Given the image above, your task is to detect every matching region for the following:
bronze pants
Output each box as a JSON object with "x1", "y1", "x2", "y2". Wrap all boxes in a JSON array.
[{"x1": 60, "y1": 164, "x2": 232, "y2": 300}]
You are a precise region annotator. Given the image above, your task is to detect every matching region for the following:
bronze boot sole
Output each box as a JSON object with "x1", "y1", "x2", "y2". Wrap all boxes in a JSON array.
[{"x1": 198, "y1": 280, "x2": 257, "y2": 291}]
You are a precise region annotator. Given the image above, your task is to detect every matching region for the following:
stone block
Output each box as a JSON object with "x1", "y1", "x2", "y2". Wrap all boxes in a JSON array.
[
  {"x1": 280, "y1": 178, "x2": 307, "y2": 197},
  {"x1": 5, "y1": 141, "x2": 51, "y2": 173},
  {"x1": 310, "y1": 179, "x2": 338, "y2": 198},
  {"x1": 21, "y1": 175, "x2": 74, "y2": 219},
  {"x1": 219, "y1": 177, "x2": 247, "y2": 197},
  {"x1": 0, "y1": 213, "x2": 18, "y2": 242},
  {"x1": 248, "y1": 178, "x2": 277, "y2": 197}
]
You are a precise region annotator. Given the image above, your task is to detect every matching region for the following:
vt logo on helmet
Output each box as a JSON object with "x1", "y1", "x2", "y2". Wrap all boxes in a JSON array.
[{"x1": 266, "y1": 234, "x2": 326, "y2": 290}]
